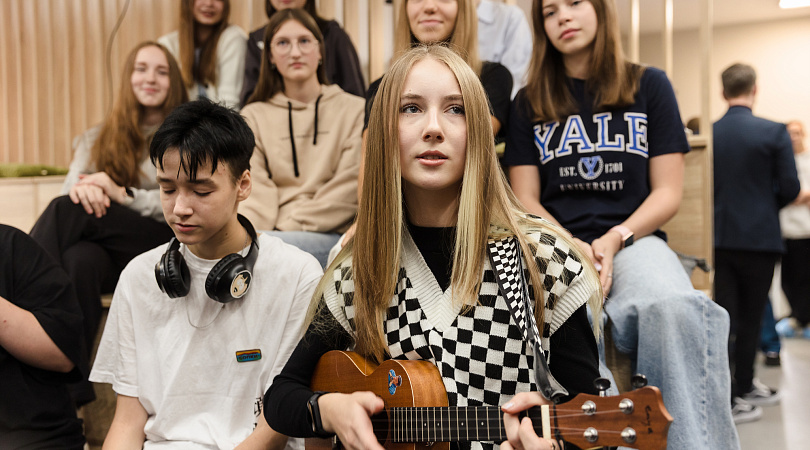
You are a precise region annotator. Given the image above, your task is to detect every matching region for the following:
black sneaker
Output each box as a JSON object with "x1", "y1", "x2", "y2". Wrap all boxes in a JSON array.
[
  {"x1": 741, "y1": 379, "x2": 781, "y2": 406},
  {"x1": 732, "y1": 398, "x2": 763, "y2": 424},
  {"x1": 764, "y1": 351, "x2": 781, "y2": 367}
]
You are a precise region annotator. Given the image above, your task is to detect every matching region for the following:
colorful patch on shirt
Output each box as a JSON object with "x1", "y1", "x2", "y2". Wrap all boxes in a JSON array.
[{"x1": 236, "y1": 349, "x2": 262, "y2": 363}]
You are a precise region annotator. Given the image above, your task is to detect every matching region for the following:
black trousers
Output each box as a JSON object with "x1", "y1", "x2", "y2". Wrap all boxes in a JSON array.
[
  {"x1": 782, "y1": 238, "x2": 810, "y2": 326},
  {"x1": 714, "y1": 248, "x2": 779, "y2": 399},
  {"x1": 29, "y1": 195, "x2": 174, "y2": 405}
]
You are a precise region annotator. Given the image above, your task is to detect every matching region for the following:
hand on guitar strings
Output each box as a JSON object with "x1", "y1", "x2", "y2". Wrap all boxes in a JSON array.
[
  {"x1": 320, "y1": 391, "x2": 386, "y2": 450},
  {"x1": 501, "y1": 392, "x2": 563, "y2": 450}
]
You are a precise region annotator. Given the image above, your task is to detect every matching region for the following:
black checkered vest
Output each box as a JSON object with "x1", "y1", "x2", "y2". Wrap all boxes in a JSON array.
[{"x1": 323, "y1": 225, "x2": 592, "y2": 450}]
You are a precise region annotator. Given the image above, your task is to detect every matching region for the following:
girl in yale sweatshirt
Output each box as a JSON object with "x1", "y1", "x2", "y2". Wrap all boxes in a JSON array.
[{"x1": 240, "y1": 8, "x2": 364, "y2": 267}]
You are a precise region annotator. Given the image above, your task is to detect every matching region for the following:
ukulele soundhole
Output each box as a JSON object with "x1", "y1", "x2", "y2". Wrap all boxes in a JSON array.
[{"x1": 371, "y1": 410, "x2": 390, "y2": 445}]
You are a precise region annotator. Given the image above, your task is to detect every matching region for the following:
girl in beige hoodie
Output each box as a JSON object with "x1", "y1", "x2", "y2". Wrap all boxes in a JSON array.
[{"x1": 240, "y1": 8, "x2": 364, "y2": 267}]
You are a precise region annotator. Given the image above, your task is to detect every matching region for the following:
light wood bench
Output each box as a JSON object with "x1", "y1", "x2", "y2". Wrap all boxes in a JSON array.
[{"x1": 0, "y1": 175, "x2": 65, "y2": 232}]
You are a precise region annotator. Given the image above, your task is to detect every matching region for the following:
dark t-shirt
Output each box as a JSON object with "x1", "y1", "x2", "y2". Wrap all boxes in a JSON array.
[
  {"x1": 364, "y1": 61, "x2": 513, "y2": 141},
  {"x1": 0, "y1": 225, "x2": 86, "y2": 449},
  {"x1": 502, "y1": 67, "x2": 689, "y2": 243}
]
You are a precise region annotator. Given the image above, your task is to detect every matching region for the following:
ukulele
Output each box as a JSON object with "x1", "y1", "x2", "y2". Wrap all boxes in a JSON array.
[{"x1": 308, "y1": 351, "x2": 672, "y2": 450}]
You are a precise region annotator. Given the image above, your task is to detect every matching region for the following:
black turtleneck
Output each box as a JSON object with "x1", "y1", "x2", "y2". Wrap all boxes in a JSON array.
[{"x1": 407, "y1": 222, "x2": 456, "y2": 292}]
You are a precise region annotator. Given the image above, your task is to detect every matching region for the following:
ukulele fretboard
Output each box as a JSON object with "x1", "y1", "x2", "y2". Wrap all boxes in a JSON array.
[{"x1": 391, "y1": 406, "x2": 543, "y2": 443}]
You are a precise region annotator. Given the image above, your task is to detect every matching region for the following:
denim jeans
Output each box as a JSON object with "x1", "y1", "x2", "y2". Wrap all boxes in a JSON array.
[
  {"x1": 605, "y1": 236, "x2": 739, "y2": 450},
  {"x1": 261, "y1": 230, "x2": 341, "y2": 268},
  {"x1": 760, "y1": 300, "x2": 781, "y2": 354}
]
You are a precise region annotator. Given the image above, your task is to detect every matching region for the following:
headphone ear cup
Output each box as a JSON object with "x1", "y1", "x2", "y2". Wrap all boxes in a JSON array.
[
  {"x1": 205, "y1": 254, "x2": 249, "y2": 303},
  {"x1": 160, "y1": 248, "x2": 191, "y2": 298}
]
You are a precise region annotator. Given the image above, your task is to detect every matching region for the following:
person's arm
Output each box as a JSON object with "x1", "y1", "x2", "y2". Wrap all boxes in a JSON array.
[
  {"x1": 235, "y1": 413, "x2": 289, "y2": 450},
  {"x1": 589, "y1": 152, "x2": 684, "y2": 293},
  {"x1": 1, "y1": 226, "x2": 85, "y2": 377},
  {"x1": 773, "y1": 125, "x2": 802, "y2": 208},
  {"x1": 0, "y1": 295, "x2": 74, "y2": 372},
  {"x1": 509, "y1": 166, "x2": 595, "y2": 264},
  {"x1": 499, "y1": 6, "x2": 533, "y2": 99},
  {"x1": 480, "y1": 62, "x2": 513, "y2": 137},
  {"x1": 791, "y1": 189, "x2": 810, "y2": 206},
  {"x1": 240, "y1": 27, "x2": 264, "y2": 108},
  {"x1": 102, "y1": 394, "x2": 148, "y2": 450},
  {"x1": 61, "y1": 127, "x2": 99, "y2": 194},
  {"x1": 264, "y1": 304, "x2": 353, "y2": 437},
  {"x1": 215, "y1": 25, "x2": 248, "y2": 110},
  {"x1": 323, "y1": 22, "x2": 366, "y2": 98}
]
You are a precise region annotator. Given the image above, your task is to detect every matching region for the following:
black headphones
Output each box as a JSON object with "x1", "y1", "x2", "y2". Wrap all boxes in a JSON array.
[{"x1": 155, "y1": 214, "x2": 259, "y2": 303}]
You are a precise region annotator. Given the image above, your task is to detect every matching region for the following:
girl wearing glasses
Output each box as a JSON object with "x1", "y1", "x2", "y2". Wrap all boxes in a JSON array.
[
  {"x1": 241, "y1": 0, "x2": 365, "y2": 106},
  {"x1": 158, "y1": 0, "x2": 246, "y2": 109},
  {"x1": 239, "y1": 9, "x2": 364, "y2": 267}
]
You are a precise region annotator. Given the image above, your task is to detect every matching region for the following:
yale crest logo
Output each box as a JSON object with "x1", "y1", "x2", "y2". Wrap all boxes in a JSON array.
[{"x1": 578, "y1": 156, "x2": 603, "y2": 180}]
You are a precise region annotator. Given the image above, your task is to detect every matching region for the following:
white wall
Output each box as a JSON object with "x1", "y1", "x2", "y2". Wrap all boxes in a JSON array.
[{"x1": 639, "y1": 16, "x2": 810, "y2": 130}]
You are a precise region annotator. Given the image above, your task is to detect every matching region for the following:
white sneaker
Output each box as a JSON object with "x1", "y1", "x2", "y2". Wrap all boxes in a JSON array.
[
  {"x1": 732, "y1": 398, "x2": 763, "y2": 424},
  {"x1": 741, "y1": 378, "x2": 781, "y2": 406},
  {"x1": 776, "y1": 317, "x2": 800, "y2": 338}
]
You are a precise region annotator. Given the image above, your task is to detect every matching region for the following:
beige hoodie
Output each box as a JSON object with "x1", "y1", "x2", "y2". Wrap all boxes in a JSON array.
[{"x1": 240, "y1": 84, "x2": 364, "y2": 233}]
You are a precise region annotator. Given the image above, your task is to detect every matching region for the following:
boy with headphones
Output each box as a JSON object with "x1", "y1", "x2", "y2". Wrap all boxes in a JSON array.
[{"x1": 90, "y1": 99, "x2": 323, "y2": 449}]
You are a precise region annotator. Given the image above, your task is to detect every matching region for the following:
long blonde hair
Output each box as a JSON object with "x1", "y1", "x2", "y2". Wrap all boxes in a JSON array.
[
  {"x1": 91, "y1": 42, "x2": 187, "y2": 187},
  {"x1": 393, "y1": 0, "x2": 481, "y2": 76},
  {"x1": 525, "y1": 0, "x2": 643, "y2": 122},
  {"x1": 312, "y1": 45, "x2": 600, "y2": 363},
  {"x1": 178, "y1": 0, "x2": 231, "y2": 89}
]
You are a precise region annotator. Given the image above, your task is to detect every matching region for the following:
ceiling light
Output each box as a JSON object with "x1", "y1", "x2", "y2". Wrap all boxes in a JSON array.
[{"x1": 779, "y1": 0, "x2": 810, "y2": 8}]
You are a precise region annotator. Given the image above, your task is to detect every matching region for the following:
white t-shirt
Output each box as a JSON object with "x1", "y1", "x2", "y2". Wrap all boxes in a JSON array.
[
  {"x1": 90, "y1": 233, "x2": 322, "y2": 449},
  {"x1": 780, "y1": 150, "x2": 810, "y2": 239}
]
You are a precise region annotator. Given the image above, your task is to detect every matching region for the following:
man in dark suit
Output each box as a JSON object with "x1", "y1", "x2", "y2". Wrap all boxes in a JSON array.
[{"x1": 713, "y1": 63, "x2": 802, "y2": 424}]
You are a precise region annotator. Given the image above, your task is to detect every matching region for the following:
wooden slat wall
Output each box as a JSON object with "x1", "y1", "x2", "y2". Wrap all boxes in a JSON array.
[
  {"x1": 2, "y1": 0, "x2": 521, "y2": 169},
  {"x1": 0, "y1": 0, "x2": 266, "y2": 168}
]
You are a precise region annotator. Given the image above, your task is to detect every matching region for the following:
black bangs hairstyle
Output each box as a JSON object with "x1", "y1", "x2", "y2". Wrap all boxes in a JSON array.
[{"x1": 150, "y1": 98, "x2": 254, "y2": 182}]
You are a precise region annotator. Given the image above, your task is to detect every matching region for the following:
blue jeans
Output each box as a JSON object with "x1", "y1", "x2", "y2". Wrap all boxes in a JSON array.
[
  {"x1": 261, "y1": 230, "x2": 341, "y2": 268},
  {"x1": 760, "y1": 300, "x2": 781, "y2": 354},
  {"x1": 605, "y1": 236, "x2": 739, "y2": 450}
]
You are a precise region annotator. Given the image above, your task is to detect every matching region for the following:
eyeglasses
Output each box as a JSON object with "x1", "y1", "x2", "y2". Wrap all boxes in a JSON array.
[{"x1": 271, "y1": 37, "x2": 319, "y2": 55}]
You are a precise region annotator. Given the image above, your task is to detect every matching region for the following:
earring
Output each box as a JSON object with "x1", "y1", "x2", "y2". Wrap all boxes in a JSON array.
[
  {"x1": 271, "y1": 63, "x2": 276, "y2": 70},
  {"x1": 318, "y1": 60, "x2": 322, "y2": 66}
]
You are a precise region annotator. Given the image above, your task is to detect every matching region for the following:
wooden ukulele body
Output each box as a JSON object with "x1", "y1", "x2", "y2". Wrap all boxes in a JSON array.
[{"x1": 308, "y1": 351, "x2": 449, "y2": 450}]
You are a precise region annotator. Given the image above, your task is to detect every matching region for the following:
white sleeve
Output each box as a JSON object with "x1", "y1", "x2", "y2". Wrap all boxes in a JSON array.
[
  {"x1": 500, "y1": 7, "x2": 533, "y2": 99},
  {"x1": 88, "y1": 266, "x2": 141, "y2": 397},
  {"x1": 214, "y1": 25, "x2": 248, "y2": 110},
  {"x1": 262, "y1": 255, "x2": 322, "y2": 392},
  {"x1": 126, "y1": 188, "x2": 165, "y2": 222},
  {"x1": 61, "y1": 128, "x2": 100, "y2": 194}
]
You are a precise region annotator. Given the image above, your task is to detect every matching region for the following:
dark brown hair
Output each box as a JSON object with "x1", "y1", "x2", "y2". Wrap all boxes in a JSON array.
[
  {"x1": 178, "y1": 0, "x2": 231, "y2": 89},
  {"x1": 524, "y1": 0, "x2": 644, "y2": 122}
]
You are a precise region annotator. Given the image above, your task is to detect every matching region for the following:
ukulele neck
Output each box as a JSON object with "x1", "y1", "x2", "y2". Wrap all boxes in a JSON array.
[{"x1": 390, "y1": 406, "x2": 547, "y2": 443}]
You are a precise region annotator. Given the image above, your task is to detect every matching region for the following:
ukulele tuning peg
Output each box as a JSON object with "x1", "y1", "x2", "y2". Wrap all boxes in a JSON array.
[
  {"x1": 631, "y1": 374, "x2": 648, "y2": 390},
  {"x1": 593, "y1": 377, "x2": 611, "y2": 397}
]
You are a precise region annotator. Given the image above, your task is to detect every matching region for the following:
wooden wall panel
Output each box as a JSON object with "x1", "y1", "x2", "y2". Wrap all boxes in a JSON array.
[{"x1": 0, "y1": 0, "x2": 266, "y2": 169}]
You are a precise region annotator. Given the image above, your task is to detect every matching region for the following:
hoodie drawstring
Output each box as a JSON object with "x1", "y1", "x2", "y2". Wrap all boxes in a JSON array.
[
  {"x1": 313, "y1": 94, "x2": 323, "y2": 146},
  {"x1": 288, "y1": 93, "x2": 324, "y2": 178},
  {"x1": 287, "y1": 102, "x2": 300, "y2": 177}
]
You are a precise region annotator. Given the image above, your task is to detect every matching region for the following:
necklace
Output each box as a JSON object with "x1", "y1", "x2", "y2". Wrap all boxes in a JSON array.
[{"x1": 183, "y1": 229, "x2": 249, "y2": 328}]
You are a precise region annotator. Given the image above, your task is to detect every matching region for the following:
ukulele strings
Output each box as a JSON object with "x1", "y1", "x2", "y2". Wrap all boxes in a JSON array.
[{"x1": 365, "y1": 405, "x2": 636, "y2": 423}]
